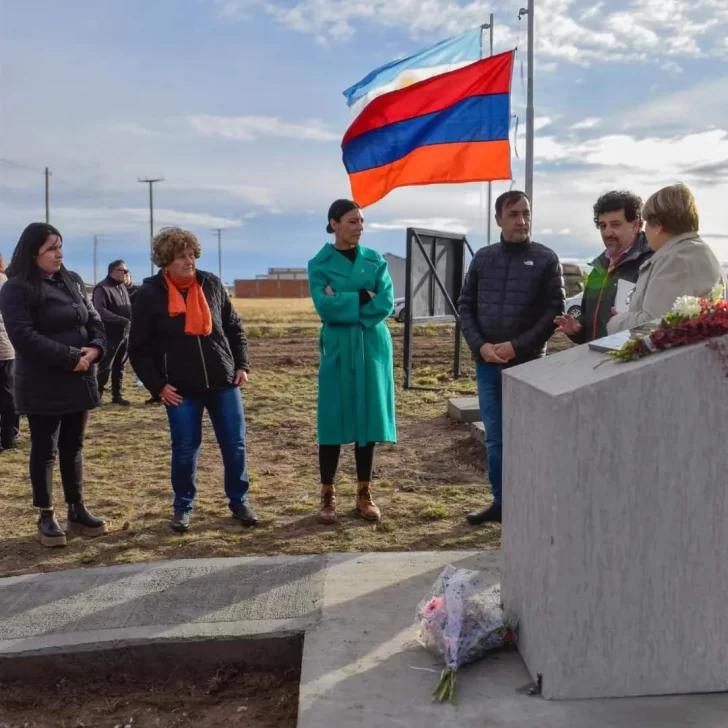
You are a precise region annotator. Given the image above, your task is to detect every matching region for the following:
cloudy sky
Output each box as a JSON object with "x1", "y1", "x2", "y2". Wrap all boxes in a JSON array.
[{"x1": 2, "y1": 0, "x2": 728, "y2": 283}]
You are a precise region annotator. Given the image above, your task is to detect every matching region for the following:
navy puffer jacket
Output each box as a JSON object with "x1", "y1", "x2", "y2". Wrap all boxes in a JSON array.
[{"x1": 458, "y1": 239, "x2": 565, "y2": 367}]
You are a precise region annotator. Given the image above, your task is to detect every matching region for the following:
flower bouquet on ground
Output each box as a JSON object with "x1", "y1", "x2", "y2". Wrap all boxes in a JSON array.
[
  {"x1": 605, "y1": 285, "x2": 728, "y2": 371},
  {"x1": 414, "y1": 565, "x2": 517, "y2": 703}
]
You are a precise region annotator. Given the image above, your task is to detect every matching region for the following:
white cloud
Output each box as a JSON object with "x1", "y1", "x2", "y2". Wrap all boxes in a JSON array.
[
  {"x1": 534, "y1": 117, "x2": 554, "y2": 131},
  {"x1": 187, "y1": 114, "x2": 339, "y2": 141},
  {"x1": 214, "y1": 0, "x2": 728, "y2": 67},
  {"x1": 570, "y1": 117, "x2": 601, "y2": 130},
  {"x1": 108, "y1": 122, "x2": 159, "y2": 137},
  {"x1": 369, "y1": 217, "x2": 470, "y2": 234}
]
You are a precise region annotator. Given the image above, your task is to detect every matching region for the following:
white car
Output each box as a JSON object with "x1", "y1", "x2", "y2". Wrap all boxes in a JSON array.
[
  {"x1": 391, "y1": 297, "x2": 406, "y2": 322},
  {"x1": 564, "y1": 292, "x2": 583, "y2": 320}
]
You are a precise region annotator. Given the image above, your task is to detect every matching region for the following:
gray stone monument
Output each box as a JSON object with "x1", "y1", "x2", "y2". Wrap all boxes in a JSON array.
[{"x1": 501, "y1": 341, "x2": 728, "y2": 700}]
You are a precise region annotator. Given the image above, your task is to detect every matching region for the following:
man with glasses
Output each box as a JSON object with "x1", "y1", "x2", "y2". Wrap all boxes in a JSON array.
[{"x1": 93, "y1": 260, "x2": 133, "y2": 406}]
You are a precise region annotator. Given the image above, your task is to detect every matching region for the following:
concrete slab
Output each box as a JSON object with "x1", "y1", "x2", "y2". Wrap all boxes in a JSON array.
[
  {"x1": 503, "y1": 342, "x2": 728, "y2": 699},
  {"x1": 2, "y1": 552, "x2": 728, "y2": 726},
  {"x1": 470, "y1": 420, "x2": 486, "y2": 446},
  {"x1": 447, "y1": 396, "x2": 481, "y2": 423}
]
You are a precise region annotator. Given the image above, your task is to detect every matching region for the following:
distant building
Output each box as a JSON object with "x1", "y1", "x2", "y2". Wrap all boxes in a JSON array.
[
  {"x1": 383, "y1": 253, "x2": 406, "y2": 299},
  {"x1": 255, "y1": 267, "x2": 308, "y2": 280}
]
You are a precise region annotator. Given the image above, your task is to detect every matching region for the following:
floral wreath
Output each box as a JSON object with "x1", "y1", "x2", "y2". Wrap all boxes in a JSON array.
[{"x1": 604, "y1": 284, "x2": 728, "y2": 371}]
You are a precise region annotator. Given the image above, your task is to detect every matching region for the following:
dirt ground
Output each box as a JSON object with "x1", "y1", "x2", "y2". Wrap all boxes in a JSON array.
[
  {"x1": 0, "y1": 299, "x2": 573, "y2": 576},
  {"x1": 0, "y1": 665, "x2": 299, "y2": 728}
]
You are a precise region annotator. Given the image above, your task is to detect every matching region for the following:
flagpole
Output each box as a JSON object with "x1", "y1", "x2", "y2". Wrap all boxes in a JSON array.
[
  {"x1": 480, "y1": 14, "x2": 494, "y2": 245},
  {"x1": 523, "y1": 0, "x2": 535, "y2": 206}
]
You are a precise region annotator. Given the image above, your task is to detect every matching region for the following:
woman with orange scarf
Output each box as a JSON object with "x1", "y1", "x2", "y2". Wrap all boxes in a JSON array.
[{"x1": 129, "y1": 227, "x2": 257, "y2": 532}]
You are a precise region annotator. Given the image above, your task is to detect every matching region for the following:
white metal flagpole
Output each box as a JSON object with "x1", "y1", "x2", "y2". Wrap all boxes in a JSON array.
[
  {"x1": 480, "y1": 14, "x2": 495, "y2": 245},
  {"x1": 524, "y1": 0, "x2": 535, "y2": 206}
]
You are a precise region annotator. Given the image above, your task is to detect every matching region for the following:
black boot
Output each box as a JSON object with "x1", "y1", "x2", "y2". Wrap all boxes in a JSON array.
[
  {"x1": 38, "y1": 509, "x2": 67, "y2": 548},
  {"x1": 112, "y1": 395, "x2": 131, "y2": 406},
  {"x1": 232, "y1": 504, "x2": 259, "y2": 527},
  {"x1": 67, "y1": 503, "x2": 108, "y2": 537},
  {"x1": 466, "y1": 503, "x2": 502, "y2": 526}
]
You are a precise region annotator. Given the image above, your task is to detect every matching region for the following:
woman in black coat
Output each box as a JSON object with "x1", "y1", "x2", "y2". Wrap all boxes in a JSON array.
[{"x1": 0, "y1": 223, "x2": 109, "y2": 547}]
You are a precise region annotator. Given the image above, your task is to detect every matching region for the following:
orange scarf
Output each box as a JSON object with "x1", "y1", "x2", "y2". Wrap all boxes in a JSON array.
[{"x1": 164, "y1": 271, "x2": 213, "y2": 336}]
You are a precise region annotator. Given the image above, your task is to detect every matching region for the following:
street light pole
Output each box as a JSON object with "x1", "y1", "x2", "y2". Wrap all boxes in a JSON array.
[
  {"x1": 480, "y1": 15, "x2": 495, "y2": 244},
  {"x1": 519, "y1": 0, "x2": 535, "y2": 207},
  {"x1": 138, "y1": 177, "x2": 164, "y2": 275},
  {"x1": 213, "y1": 228, "x2": 224, "y2": 282}
]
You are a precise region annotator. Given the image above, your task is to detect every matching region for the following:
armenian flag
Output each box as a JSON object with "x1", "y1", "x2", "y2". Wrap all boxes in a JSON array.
[
  {"x1": 341, "y1": 50, "x2": 514, "y2": 208},
  {"x1": 342, "y1": 27, "x2": 483, "y2": 115}
]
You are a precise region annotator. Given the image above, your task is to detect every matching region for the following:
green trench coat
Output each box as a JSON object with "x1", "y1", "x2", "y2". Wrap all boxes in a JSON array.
[{"x1": 308, "y1": 243, "x2": 397, "y2": 447}]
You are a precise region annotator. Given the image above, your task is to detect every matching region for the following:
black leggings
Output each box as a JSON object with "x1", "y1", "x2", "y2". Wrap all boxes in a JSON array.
[
  {"x1": 319, "y1": 443, "x2": 375, "y2": 486},
  {"x1": 26, "y1": 411, "x2": 88, "y2": 509}
]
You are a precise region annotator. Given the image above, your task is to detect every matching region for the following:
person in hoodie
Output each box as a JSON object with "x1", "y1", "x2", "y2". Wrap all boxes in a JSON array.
[
  {"x1": 555, "y1": 191, "x2": 653, "y2": 343},
  {"x1": 128, "y1": 227, "x2": 257, "y2": 533},
  {"x1": 93, "y1": 260, "x2": 133, "y2": 405},
  {"x1": 607, "y1": 183, "x2": 725, "y2": 333}
]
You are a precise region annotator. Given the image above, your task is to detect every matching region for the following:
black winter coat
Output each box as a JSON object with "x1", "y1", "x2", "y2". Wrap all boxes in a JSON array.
[
  {"x1": 569, "y1": 233, "x2": 653, "y2": 344},
  {"x1": 458, "y1": 239, "x2": 565, "y2": 367},
  {"x1": 92, "y1": 276, "x2": 132, "y2": 340},
  {"x1": 128, "y1": 270, "x2": 249, "y2": 398},
  {"x1": 0, "y1": 271, "x2": 107, "y2": 416}
]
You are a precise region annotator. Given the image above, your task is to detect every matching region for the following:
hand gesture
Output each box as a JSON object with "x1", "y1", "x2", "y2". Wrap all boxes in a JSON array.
[
  {"x1": 493, "y1": 342, "x2": 516, "y2": 362},
  {"x1": 234, "y1": 369, "x2": 248, "y2": 387},
  {"x1": 325, "y1": 286, "x2": 335, "y2": 297},
  {"x1": 80, "y1": 346, "x2": 100, "y2": 365},
  {"x1": 479, "y1": 343, "x2": 508, "y2": 364},
  {"x1": 73, "y1": 358, "x2": 90, "y2": 373},
  {"x1": 554, "y1": 315, "x2": 582, "y2": 336},
  {"x1": 159, "y1": 384, "x2": 183, "y2": 407}
]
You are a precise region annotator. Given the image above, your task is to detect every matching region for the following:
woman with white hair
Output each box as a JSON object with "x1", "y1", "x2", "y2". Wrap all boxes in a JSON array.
[{"x1": 607, "y1": 183, "x2": 725, "y2": 333}]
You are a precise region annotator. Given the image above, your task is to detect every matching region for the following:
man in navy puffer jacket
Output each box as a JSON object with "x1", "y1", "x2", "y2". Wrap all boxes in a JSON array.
[{"x1": 458, "y1": 191, "x2": 565, "y2": 525}]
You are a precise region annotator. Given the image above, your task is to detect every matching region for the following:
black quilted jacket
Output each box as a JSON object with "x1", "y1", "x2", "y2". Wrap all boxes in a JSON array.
[
  {"x1": 129, "y1": 270, "x2": 249, "y2": 398},
  {"x1": 458, "y1": 239, "x2": 565, "y2": 367}
]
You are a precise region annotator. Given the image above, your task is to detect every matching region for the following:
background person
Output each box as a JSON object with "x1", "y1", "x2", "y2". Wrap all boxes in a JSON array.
[
  {"x1": 125, "y1": 270, "x2": 160, "y2": 404},
  {"x1": 93, "y1": 259, "x2": 132, "y2": 406},
  {"x1": 0, "y1": 223, "x2": 108, "y2": 547},
  {"x1": 308, "y1": 199, "x2": 396, "y2": 525},
  {"x1": 458, "y1": 191, "x2": 565, "y2": 526},
  {"x1": 129, "y1": 227, "x2": 257, "y2": 532},
  {"x1": 607, "y1": 183, "x2": 725, "y2": 334},
  {"x1": 556, "y1": 191, "x2": 653, "y2": 343},
  {"x1": 0, "y1": 253, "x2": 20, "y2": 452}
]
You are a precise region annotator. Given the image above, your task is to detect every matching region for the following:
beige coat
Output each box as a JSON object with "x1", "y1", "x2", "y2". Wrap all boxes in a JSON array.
[
  {"x1": 0, "y1": 273, "x2": 14, "y2": 361},
  {"x1": 607, "y1": 233, "x2": 725, "y2": 333}
]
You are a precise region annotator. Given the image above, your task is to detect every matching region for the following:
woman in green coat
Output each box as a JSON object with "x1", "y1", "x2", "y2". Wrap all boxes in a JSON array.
[{"x1": 308, "y1": 199, "x2": 396, "y2": 524}]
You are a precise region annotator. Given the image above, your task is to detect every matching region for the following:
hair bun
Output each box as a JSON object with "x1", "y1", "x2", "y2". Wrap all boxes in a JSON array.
[{"x1": 326, "y1": 224, "x2": 334, "y2": 234}]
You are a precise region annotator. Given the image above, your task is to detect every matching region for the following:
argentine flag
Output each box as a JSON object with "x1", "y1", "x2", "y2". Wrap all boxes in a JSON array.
[{"x1": 342, "y1": 27, "x2": 482, "y2": 116}]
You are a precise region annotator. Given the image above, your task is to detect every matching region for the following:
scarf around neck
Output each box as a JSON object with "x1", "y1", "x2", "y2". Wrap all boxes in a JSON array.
[{"x1": 163, "y1": 270, "x2": 213, "y2": 336}]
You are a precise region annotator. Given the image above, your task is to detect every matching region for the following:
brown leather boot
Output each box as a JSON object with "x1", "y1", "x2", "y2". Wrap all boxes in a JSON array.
[
  {"x1": 356, "y1": 482, "x2": 381, "y2": 521},
  {"x1": 318, "y1": 485, "x2": 337, "y2": 524}
]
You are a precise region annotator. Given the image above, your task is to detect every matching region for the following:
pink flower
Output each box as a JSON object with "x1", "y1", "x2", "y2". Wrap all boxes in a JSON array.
[{"x1": 424, "y1": 597, "x2": 445, "y2": 614}]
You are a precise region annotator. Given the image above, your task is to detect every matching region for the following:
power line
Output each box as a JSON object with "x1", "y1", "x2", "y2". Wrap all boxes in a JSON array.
[{"x1": 0, "y1": 158, "x2": 45, "y2": 173}]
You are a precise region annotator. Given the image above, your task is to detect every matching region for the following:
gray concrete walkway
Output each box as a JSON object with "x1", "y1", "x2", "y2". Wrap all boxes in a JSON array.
[{"x1": 1, "y1": 552, "x2": 727, "y2": 727}]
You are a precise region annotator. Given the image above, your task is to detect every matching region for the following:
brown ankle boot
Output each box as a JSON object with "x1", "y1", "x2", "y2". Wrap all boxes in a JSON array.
[
  {"x1": 356, "y1": 482, "x2": 381, "y2": 521},
  {"x1": 318, "y1": 485, "x2": 337, "y2": 524}
]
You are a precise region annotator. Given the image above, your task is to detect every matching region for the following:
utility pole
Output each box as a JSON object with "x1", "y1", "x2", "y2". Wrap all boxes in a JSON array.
[
  {"x1": 213, "y1": 228, "x2": 224, "y2": 282},
  {"x1": 93, "y1": 235, "x2": 99, "y2": 284},
  {"x1": 44, "y1": 167, "x2": 51, "y2": 223},
  {"x1": 480, "y1": 15, "x2": 495, "y2": 245},
  {"x1": 519, "y1": 0, "x2": 535, "y2": 208},
  {"x1": 138, "y1": 177, "x2": 164, "y2": 275}
]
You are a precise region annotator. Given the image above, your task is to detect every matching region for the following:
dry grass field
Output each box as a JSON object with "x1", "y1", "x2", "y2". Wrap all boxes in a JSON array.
[{"x1": 0, "y1": 298, "x2": 573, "y2": 576}]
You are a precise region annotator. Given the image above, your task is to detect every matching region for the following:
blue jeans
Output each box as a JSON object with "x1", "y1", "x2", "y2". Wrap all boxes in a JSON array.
[
  {"x1": 166, "y1": 386, "x2": 249, "y2": 514},
  {"x1": 476, "y1": 363, "x2": 503, "y2": 506}
]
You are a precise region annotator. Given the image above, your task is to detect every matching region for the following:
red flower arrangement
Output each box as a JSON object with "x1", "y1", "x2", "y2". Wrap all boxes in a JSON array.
[{"x1": 606, "y1": 288, "x2": 728, "y2": 375}]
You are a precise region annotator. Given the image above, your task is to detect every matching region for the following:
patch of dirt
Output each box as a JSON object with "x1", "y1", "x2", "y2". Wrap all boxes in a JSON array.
[
  {"x1": 0, "y1": 320, "x2": 574, "y2": 576},
  {"x1": 0, "y1": 665, "x2": 299, "y2": 728}
]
